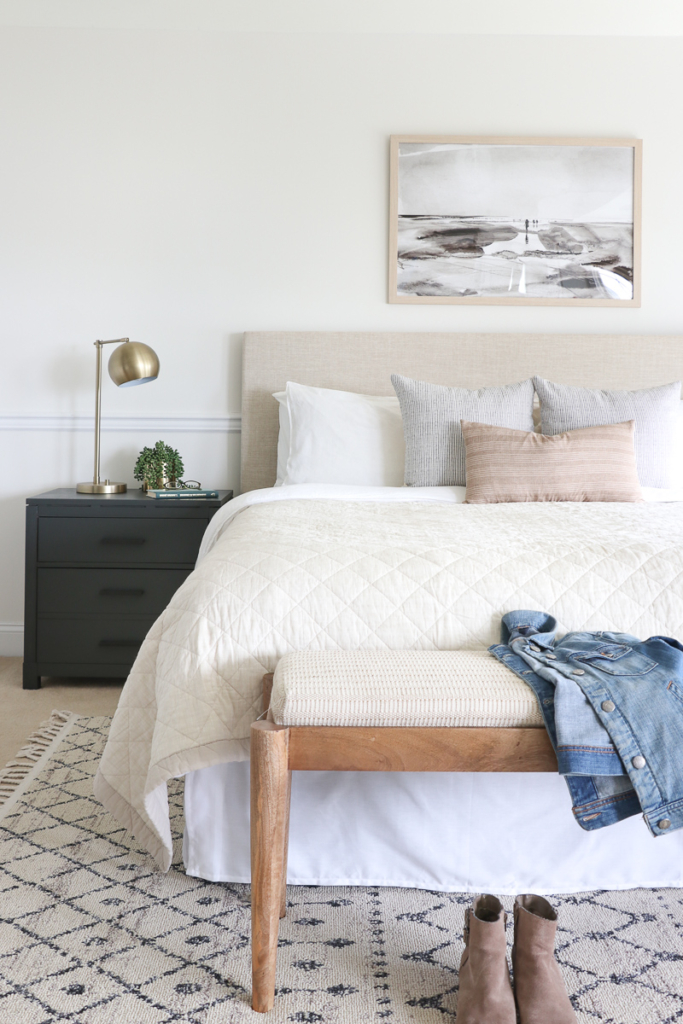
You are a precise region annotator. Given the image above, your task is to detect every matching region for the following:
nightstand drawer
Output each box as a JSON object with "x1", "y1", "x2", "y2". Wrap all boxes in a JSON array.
[
  {"x1": 38, "y1": 517, "x2": 206, "y2": 564},
  {"x1": 37, "y1": 568, "x2": 191, "y2": 616},
  {"x1": 37, "y1": 616, "x2": 156, "y2": 664}
]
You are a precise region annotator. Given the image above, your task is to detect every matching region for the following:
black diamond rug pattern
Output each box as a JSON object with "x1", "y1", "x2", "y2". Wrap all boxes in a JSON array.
[{"x1": 0, "y1": 715, "x2": 682, "y2": 1022}]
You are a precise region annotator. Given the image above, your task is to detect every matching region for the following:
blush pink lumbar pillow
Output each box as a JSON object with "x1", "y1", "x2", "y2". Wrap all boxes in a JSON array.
[{"x1": 461, "y1": 419, "x2": 643, "y2": 504}]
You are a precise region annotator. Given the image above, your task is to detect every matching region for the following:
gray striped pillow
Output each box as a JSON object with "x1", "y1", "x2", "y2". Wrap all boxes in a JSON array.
[
  {"x1": 534, "y1": 376, "x2": 681, "y2": 488},
  {"x1": 391, "y1": 374, "x2": 535, "y2": 486}
]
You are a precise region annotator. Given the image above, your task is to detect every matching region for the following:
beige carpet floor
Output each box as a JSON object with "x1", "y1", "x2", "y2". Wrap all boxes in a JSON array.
[{"x1": 0, "y1": 658, "x2": 123, "y2": 767}]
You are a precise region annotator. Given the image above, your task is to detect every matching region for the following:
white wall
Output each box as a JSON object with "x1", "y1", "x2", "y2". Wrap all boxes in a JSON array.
[
  {"x1": 3, "y1": 0, "x2": 683, "y2": 36},
  {"x1": 1, "y1": 20, "x2": 682, "y2": 651}
]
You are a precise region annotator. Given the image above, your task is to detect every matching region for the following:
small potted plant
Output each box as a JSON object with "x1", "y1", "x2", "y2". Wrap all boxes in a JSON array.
[{"x1": 134, "y1": 441, "x2": 185, "y2": 490}]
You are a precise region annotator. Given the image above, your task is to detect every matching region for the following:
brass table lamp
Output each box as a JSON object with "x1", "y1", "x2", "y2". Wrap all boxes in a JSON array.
[{"x1": 77, "y1": 338, "x2": 160, "y2": 494}]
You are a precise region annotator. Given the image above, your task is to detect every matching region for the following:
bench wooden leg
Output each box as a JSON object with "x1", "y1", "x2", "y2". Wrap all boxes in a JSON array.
[
  {"x1": 280, "y1": 769, "x2": 291, "y2": 919},
  {"x1": 251, "y1": 721, "x2": 290, "y2": 1013}
]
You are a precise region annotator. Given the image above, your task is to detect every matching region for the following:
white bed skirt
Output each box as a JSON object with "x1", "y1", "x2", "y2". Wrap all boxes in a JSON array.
[{"x1": 183, "y1": 764, "x2": 683, "y2": 895}]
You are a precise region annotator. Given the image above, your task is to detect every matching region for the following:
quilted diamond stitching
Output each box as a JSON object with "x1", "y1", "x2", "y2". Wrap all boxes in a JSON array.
[{"x1": 96, "y1": 499, "x2": 683, "y2": 868}]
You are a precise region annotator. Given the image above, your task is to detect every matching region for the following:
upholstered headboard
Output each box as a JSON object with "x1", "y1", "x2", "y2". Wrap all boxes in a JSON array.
[{"x1": 241, "y1": 332, "x2": 683, "y2": 493}]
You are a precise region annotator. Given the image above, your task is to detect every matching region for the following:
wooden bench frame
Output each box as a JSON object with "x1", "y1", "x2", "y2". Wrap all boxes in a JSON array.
[{"x1": 250, "y1": 673, "x2": 557, "y2": 1012}]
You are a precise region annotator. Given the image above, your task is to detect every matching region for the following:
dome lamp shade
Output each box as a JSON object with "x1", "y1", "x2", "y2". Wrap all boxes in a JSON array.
[{"x1": 108, "y1": 341, "x2": 160, "y2": 388}]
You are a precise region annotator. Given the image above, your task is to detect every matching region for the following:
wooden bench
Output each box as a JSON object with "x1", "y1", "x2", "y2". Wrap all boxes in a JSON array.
[{"x1": 250, "y1": 661, "x2": 557, "y2": 1013}]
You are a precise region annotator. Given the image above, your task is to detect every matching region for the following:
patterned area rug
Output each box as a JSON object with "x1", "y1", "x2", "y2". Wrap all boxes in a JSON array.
[{"x1": 0, "y1": 715, "x2": 682, "y2": 1023}]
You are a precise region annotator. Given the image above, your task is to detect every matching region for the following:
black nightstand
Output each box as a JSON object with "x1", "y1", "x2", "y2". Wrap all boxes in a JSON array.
[{"x1": 23, "y1": 488, "x2": 233, "y2": 689}]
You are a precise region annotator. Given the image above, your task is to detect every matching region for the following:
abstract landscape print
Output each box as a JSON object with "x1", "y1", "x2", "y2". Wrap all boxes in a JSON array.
[{"x1": 389, "y1": 137, "x2": 641, "y2": 306}]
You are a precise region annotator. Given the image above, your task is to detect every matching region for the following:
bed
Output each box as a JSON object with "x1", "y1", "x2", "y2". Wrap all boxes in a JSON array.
[{"x1": 95, "y1": 331, "x2": 683, "y2": 894}]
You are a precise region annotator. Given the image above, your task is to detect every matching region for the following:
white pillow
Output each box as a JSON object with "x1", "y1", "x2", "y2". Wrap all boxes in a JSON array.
[
  {"x1": 677, "y1": 400, "x2": 683, "y2": 483},
  {"x1": 273, "y1": 391, "x2": 290, "y2": 486},
  {"x1": 275, "y1": 382, "x2": 405, "y2": 486}
]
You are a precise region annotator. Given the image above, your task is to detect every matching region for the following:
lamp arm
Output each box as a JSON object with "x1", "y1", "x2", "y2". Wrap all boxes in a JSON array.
[{"x1": 92, "y1": 338, "x2": 129, "y2": 485}]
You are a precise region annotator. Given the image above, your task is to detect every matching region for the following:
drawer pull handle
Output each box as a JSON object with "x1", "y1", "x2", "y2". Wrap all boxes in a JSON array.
[
  {"x1": 98, "y1": 639, "x2": 143, "y2": 648},
  {"x1": 99, "y1": 588, "x2": 145, "y2": 597},
  {"x1": 101, "y1": 537, "x2": 146, "y2": 546}
]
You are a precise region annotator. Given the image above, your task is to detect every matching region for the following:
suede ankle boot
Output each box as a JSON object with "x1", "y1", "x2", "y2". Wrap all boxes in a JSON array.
[
  {"x1": 512, "y1": 895, "x2": 577, "y2": 1024},
  {"x1": 456, "y1": 894, "x2": 516, "y2": 1024}
]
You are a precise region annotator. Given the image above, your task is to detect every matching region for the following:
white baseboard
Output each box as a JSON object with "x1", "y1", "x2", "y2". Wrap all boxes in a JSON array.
[{"x1": 0, "y1": 624, "x2": 24, "y2": 658}]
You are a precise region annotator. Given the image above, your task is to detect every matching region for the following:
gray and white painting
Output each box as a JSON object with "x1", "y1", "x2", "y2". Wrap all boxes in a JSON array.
[{"x1": 396, "y1": 143, "x2": 635, "y2": 300}]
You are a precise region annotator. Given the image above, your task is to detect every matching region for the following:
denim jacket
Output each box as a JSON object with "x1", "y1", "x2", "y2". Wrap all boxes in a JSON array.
[{"x1": 489, "y1": 611, "x2": 683, "y2": 837}]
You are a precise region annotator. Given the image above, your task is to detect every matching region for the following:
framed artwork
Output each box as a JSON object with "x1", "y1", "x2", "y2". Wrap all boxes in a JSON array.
[{"x1": 389, "y1": 136, "x2": 641, "y2": 306}]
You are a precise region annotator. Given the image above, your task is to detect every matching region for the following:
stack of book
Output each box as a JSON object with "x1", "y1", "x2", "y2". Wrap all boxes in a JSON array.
[{"x1": 145, "y1": 488, "x2": 219, "y2": 499}]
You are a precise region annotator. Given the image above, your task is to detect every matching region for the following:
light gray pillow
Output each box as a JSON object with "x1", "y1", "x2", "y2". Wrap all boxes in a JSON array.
[
  {"x1": 534, "y1": 376, "x2": 681, "y2": 488},
  {"x1": 391, "y1": 374, "x2": 535, "y2": 486}
]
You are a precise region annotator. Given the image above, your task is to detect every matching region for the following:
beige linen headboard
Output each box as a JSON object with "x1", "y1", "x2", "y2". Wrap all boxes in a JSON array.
[{"x1": 241, "y1": 332, "x2": 683, "y2": 493}]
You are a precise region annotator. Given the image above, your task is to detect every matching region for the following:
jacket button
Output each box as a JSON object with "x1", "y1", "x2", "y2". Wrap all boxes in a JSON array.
[
  {"x1": 658, "y1": 819, "x2": 672, "y2": 830},
  {"x1": 632, "y1": 755, "x2": 646, "y2": 769},
  {"x1": 530, "y1": 645, "x2": 541, "y2": 652},
  {"x1": 573, "y1": 669, "x2": 585, "y2": 675},
  {"x1": 601, "y1": 700, "x2": 615, "y2": 712},
  {"x1": 546, "y1": 653, "x2": 557, "y2": 660}
]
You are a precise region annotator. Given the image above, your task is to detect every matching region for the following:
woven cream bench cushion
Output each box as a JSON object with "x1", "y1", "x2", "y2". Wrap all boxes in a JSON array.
[{"x1": 270, "y1": 650, "x2": 543, "y2": 728}]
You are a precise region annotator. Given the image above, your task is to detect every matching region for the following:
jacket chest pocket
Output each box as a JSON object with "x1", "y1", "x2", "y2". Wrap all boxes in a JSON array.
[
  {"x1": 667, "y1": 679, "x2": 683, "y2": 706},
  {"x1": 572, "y1": 643, "x2": 657, "y2": 677}
]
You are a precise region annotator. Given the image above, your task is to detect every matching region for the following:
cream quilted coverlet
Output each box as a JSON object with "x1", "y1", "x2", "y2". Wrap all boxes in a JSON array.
[{"x1": 94, "y1": 495, "x2": 683, "y2": 870}]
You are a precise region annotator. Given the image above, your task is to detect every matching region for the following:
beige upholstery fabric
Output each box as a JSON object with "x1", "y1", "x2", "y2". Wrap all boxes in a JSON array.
[
  {"x1": 270, "y1": 650, "x2": 544, "y2": 728},
  {"x1": 462, "y1": 420, "x2": 643, "y2": 504},
  {"x1": 241, "y1": 332, "x2": 683, "y2": 492}
]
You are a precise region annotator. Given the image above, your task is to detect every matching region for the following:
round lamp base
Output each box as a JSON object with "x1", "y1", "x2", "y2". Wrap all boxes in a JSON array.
[{"x1": 76, "y1": 481, "x2": 128, "y2": 494}]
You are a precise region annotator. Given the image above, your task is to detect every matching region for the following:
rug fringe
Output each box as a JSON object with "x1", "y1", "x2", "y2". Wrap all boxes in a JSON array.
[{"x1": 0, "y1": 710, "x2": 74, "y2": 804}]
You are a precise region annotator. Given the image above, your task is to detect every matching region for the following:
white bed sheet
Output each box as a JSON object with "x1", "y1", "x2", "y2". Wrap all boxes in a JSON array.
[{"x1": 184, "y1": 765, "x2": 683, "y2": 895}]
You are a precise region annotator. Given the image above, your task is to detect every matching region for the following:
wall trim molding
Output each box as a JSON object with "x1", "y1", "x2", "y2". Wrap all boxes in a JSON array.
[
  {"x1": 0, "y1": 414, "x2": 242, "y2": 433},
  {"x1": 0, "y1": 623, "x2": 24, "y2": 658}
]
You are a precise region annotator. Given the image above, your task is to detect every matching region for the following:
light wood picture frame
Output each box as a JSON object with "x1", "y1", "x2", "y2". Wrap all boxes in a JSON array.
[{"x1": 388, "y1": 135, "x2": 642, "y2": 307}]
